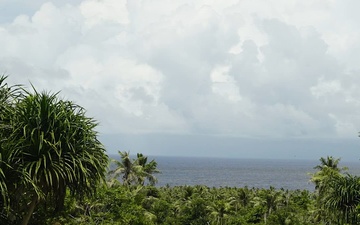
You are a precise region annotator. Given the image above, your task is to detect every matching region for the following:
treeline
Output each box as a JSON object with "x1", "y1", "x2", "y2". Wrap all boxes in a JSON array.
[
  {"x1": 41, "y1": 154, "x2": 360, "y2": 225},
  {"x1": 1, "y1": 76, "x2": 360, "y2": 224},
  {"x1": 51, "y1": 182, "x2": 312, "y2": 225}
]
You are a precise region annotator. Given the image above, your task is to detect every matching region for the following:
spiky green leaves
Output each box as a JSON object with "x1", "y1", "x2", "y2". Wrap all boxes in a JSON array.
[
  {"x1": 9, "y1": 90, "x2": 108, "y2": 198},
  {"x1": 109, "y1": 151, "x2": 160, "y2": 187},
  {"x1": 0, "y1": 76, "x2": 108, "y2": 224}
]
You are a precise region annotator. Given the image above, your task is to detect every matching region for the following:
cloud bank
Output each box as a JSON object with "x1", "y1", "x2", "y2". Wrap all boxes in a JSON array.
[{"x1": 1, "y1": 0, "x2": 360, "y2": 140}]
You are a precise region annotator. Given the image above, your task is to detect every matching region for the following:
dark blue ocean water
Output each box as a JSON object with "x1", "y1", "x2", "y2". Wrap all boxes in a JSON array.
[
  {"x1": 154, "y1": 156, "x2": 360, "y2": 191},
  {"x1": 109, "y1": 155, "x2": 360, "y2": 191}
]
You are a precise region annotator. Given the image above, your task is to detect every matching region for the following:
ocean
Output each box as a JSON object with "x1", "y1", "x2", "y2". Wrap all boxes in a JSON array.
[
  {"x1": 109, "y1": 155, "x2": 360, "y2": 191},
  {"x1": 154, "y1": 156, "x2": 360, "y2": 191}
]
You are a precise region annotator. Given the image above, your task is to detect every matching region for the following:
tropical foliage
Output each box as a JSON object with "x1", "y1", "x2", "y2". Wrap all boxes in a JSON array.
[
  {"x1": 0, "y1": 76, "x2": 108, "y2": 225},
  {"x1": 2, "y1": 75, "x2": 360, "y2": 225},
  {"x1": 42, "y1": 184, "x2": 314, "y2": 225},
  {"x1": 311, "y1": 156, "x2": 360, "y2": 224},
  {"x1": 50, "y1": 157, "x2": 360, "y2": 225},
  {"x1": 108, "y1": 151, "x2": 160, "y2": 187}
]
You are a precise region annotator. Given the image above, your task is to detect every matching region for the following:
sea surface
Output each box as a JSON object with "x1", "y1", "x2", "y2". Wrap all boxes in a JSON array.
[{"x1": 110, "y1": 155, "x2": 360, "y2": 191}]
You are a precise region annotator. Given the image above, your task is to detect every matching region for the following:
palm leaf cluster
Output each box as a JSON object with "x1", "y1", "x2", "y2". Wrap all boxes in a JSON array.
[
  {"x1": 0, "y1": 76, "x2": 108, "y2": 225},
  {"x1": 70, "y1": 184, "x2": 313, "y2": 225},
  {"x1": 109, "y1": 151, "x2": 160, "y2": 186},
  {"x1": 42, "y1": 165, "x2": 360, "y2": 225},
  {"x1": 311, "y1": 156, "x2": 360, "y2": 224},
  {"x1": 324, "y1": 174, "x2": 360, "y2": 224}
]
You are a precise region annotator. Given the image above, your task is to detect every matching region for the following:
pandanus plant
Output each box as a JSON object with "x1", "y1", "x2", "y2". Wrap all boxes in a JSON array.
[{"x1": 0, "y1": 77, "x2": 108, "y2": 225}]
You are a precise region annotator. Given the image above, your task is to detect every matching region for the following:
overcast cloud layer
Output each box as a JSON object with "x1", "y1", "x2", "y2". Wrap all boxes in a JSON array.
[{"x1": 1, "y1": 1, "x2": 360, "y2": 156}]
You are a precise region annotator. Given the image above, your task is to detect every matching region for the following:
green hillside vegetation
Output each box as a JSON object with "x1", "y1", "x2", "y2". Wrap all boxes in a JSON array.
[{"x1": 1, "y1": 76, "x2": 360, "y2": 225}]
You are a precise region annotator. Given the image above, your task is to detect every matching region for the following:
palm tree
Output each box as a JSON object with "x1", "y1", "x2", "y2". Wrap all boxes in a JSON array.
[
  {"x1": 206, "y1": 199, "x2": 233, "y2": 225},
  {"x1": 136, "y1": 153, "x2": 160, "y2": 186},
  {"x1": 0, "y1": 75, "x2": 14, "y2": 207},
  {"x1": 323, "y1": 174, "x2": 360, "y2": 224},
  {"x1": 109, "y1": 151, "x2": 160, "y2": 186},
  {"x1": 314, "y1": 156, "x2": 344, "y2": 172},
  {"x1": 251, "y1": 187, "x2": 282, "y2": 224},
  {"x1": 236, "y1": 187, "x2": 252, "y2": 208},
  {"x1": 310, "y1": 156, "x2": 349, "y2": 224},
  {"x1": 0, "y1": 75, "x2": 30, "y2": 222},
  {"x1": 6, "y1": 89, "x2": 108, "y2": 225},
  {"x1": 109, "y1": 151, "x2": 138, "y2": 186},
  {"x1": 311, "y1": 156, "x2": 346, "y2": 192}
]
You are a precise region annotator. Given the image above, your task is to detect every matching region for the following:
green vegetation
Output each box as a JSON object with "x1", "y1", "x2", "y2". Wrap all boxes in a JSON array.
[
  {"x1": 311, "y1": 156, "x2": 360, "y2": 224},
  {"x1": 0, "y1": 76, "x2": 108, "y2": 225},
  {"x1": 109, "y1": 151, "x2": 160, "y2": 187},
  {"x1": 1, "y1": 75, "x2": 360, "y2": 224}
]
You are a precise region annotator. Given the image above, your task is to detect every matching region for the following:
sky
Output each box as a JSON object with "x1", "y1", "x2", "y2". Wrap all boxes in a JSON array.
[{"x1": 1, "y1": 0, "x2": 360, "y2": 161}]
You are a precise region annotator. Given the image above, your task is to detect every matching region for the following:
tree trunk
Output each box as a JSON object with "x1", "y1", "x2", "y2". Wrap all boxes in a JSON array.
[
  {"x1": 54, "y1": 185, "x2": 66, "y2": 213},
  {"x1": 264, "y1": 212, "x2": 267, "y2": 224},
  {"x1": 20, "y1": 195, "x2": 38, "y2": 225}
]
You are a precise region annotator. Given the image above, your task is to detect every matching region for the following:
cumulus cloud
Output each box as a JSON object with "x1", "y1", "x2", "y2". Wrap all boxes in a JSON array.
[{"x1": 1, "y1": 0, "x2": 360, "y2": 140}]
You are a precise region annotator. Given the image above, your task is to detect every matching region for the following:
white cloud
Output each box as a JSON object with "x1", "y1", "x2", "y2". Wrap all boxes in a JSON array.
[
  {"x1": 80, "y1": 0, "x2": 129, "y2": 28},
  {"x1": 210, "y1": 65, "x2": 242, "y2": 102},
  {"x1": 311, "y1": 79, "x2": 342, "y2": 99},
  {"x1": 1, "y1": 0, "x2": 360, "y2": 141},
  {"x1": 329, "y1": 113, "x2": 358, "y2": 137}
]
